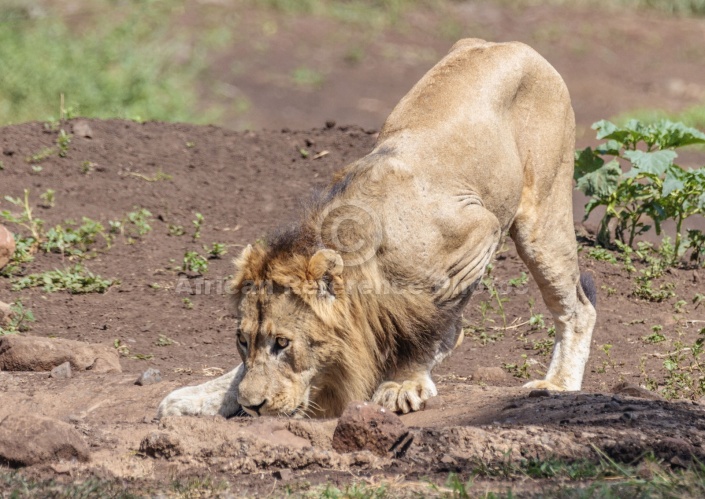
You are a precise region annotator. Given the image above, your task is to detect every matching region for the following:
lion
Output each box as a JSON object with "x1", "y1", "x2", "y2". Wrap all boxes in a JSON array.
[{"x1": 157, "y1": 38, "x2": 597, "y2": 419}]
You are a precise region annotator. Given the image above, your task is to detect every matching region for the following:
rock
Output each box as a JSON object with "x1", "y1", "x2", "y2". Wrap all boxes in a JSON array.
[
  {"x1": 0, "y1": 301, "x2": 12, "y2": 325},
  {"x1": 332, "y1": 401, "x2": 410, "y2": 457},
  {"x1": 0, "y1": 335, "x2": 121, "y2": 373},
  {"x1": 139, "y1": 432, "x2": 182, "y2": 459},
  {"x1": 471, "y1": 366, "x2": 509, "y2": 384},
  {"x1": 71, "y1": 120, "x2": 93, "y2": 138},
  {"x1": 273, "y1": 469, "x2": 293, "y2": 481},
  {"x1": 50, "y1": 361, "x2": 72, "y2": 379},
  {"x1": 528, "y1": 389, "x2": 551, "y2": 398},
  {"x1": 0, "y1": 225, "x2": 15, "y2": 270},
  {"x1": 0, "y1": 414, "x2": 89, "y2": 466},
  {"x1": 135, "y1": 368, "x2": 162, "y2": 386},
  {"x1": 611, "y1": 382, "x2": 665, "y2": 401}
]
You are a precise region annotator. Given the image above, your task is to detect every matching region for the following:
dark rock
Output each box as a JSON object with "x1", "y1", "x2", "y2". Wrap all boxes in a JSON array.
[
  {"x1": 50, "y1": 361, "x2": 72, "y2": 379},
  {"x1": 273, "y1": 469, "x2": 293, "y2": 481},
  {"x1": 135, "y1": 368, "x2": 162, "y2": 386},
  {"x1": 332, "y1": 401, "x2": 410, "y2": 457},
  {"x1": 139, "y1": 432, "x2": 182, "y2": 459},
  {"x1": 0, "y1": 414, "x2": 90, "y2": 466},
  {"x1": 528, "y1": 389, "x2": 551, "y2": 398}
]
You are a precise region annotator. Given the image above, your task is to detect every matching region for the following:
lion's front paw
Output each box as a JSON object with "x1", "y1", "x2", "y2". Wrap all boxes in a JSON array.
[
  {"x1": 157, "y1": 385, "x2": 239, "y2": 419},
  {"x1": 372, "y1": 375, "x2": 437, "y2": 414},
  {"x1": 523, "y1": 379, "x2": 565, "y2": 391}
]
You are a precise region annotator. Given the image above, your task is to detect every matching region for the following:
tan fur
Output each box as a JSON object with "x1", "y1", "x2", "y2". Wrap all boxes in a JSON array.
[{"x1": 157, "y1": 39, "x2": 596, "y2": 419}]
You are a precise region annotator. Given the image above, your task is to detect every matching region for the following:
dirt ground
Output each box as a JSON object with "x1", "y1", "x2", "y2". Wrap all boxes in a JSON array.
[{"x1": 1, "y1": 117, "x2": 704, "y2": 496}]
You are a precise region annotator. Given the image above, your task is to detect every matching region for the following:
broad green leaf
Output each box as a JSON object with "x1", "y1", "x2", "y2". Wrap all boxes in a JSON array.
[
  {"x1": 592, "y1": 120, "x2": 629, "y2": 143},
  {"x1": 623, "y1": 150, "x2": 677, "y2": 177},
  {"x1": 575, "y1": 160, "x2": 621, "y2": 197},
  {"x1": 662, "y1": 167, "x2": 686, "y2": 196},
  {"x1": 655, "y1": 120, "x2": 705, "y2": 149},
  {"x1": 596, "y1": 140, "x2": 622, "y2": 156},
  {"x1": 574, "y1": 147, "x2": 604, "y2": 181}
]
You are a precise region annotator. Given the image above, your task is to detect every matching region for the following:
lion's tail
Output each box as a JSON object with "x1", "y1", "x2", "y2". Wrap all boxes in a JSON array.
[{"x1": 580, "y1": 272, "x2": 597, "y2": 308}]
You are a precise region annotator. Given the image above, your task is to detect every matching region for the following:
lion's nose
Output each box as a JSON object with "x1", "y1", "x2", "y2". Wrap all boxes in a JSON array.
[{"x1": 242, "y1": 399, "x2": 267, "y2": 416}]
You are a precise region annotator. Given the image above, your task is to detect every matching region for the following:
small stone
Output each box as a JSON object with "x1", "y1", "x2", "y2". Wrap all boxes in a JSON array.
[
  {"x1": 71, "y1": 120, "x2": 93, "y2": 138},
  {"x1": 273, "y1": 469, "x2": 293, "y2": 481},
  {"x1": 332, "y1": 401, "x2": 410, "y2": 457},
  {"x1": 50, "y1": 361, "x2": 72, "y2": 379},
  {"x1": 135, "y1": 368, "x2": 162, "y2": 386},
  {"x1": 471, "y1": 366, "x2": 510, "y2": 384},
  {"x1": 325, "y1": 120, "x2": 336, "y2": 129},
  {"x1": 0, "y1": 224, "x2": 16, "y2": 270}
]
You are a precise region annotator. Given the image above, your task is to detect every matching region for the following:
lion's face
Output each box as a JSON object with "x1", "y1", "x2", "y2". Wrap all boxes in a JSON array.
[{"x1": 233, "y1": 246, "x2": 345, "y2": 418}]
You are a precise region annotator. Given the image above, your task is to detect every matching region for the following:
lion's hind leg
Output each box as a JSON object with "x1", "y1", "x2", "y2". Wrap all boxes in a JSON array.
[{"x1": 157, "y1": 364, "x2": 245, "y2": 418}]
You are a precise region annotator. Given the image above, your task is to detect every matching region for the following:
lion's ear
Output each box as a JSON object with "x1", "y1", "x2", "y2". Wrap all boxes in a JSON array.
[
  {"x1": 307, "y1": 249, "x2": 343, "y2": 300},
  {"x1": 230, "y1": 244, "x2": 266, "y2": 310}
]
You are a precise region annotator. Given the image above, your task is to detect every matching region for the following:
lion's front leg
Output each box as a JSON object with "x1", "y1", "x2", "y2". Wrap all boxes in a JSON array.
[
  {"x1": 372, "y1": 364, "x2": 437, "y2": 414},
  {"x1": 157, "y1": 363, "x2": 245, "y2": 419}
]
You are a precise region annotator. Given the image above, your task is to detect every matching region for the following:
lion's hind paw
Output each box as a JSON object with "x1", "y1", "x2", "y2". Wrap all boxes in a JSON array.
[
  {"x1": 372, "y1": 374, "x2": 437, "y2": 414},
  {"x1": 523, "y1": 379, "x2": 565, "y2": 392}
]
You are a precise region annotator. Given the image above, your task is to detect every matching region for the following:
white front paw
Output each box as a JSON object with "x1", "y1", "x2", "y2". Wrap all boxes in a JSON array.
[
  {"x1": 156, "y1": 385, "x2": 238, "y2": 419},
  {"x1": 372, "y1": 375, "x2": 437, "y2": 414}
]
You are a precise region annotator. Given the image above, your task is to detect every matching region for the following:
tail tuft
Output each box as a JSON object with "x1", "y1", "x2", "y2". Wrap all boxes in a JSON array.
[{"x1": 580, "y1": 272, "x2": 597, "y2": 308}]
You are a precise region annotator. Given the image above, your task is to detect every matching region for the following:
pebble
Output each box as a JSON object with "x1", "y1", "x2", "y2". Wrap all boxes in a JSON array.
[
  {"x1": 50, "y1": 362, "x2": 72, "y2": 379},
  {"x1": 135, "y1": 368, "x2": 162, "y2": 386}
]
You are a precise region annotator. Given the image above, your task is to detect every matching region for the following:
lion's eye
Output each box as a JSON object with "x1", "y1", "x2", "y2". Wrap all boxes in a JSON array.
[
  {"x1": 237, "y1": 334, "x2": 247, "y2": 349},
  {"x1": 275, "y1": 337, "x2": 290, "y2": 349}
]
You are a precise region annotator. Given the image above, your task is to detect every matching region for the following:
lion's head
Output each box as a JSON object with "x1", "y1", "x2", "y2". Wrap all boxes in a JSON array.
[{"x1": 230, "y1": 242, "x2": 374, "y2": 417}]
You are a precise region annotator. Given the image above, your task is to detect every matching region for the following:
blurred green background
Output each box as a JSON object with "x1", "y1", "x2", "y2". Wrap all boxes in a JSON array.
[{"x1": 1, "y1": 0, "x2": 704, "y2": 136}]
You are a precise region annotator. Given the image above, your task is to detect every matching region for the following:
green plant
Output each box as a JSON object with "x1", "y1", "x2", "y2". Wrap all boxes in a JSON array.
[
  {"x1": 183, "y1": 251, "x2": 208, "y2": 274},
  {"x1": 0, "y1": 301, "x2": 35, "y2": 335},
  {"x1": 13, "y1": 265, "x2": 116, "y2": 294},
  {"x1": 26, "y1": 147, "x2": 55, "y2": 164},
  {"x1": 192, "y1": 212, "x2": 204, "y2": 241},
  {"x1": 596, "y1": 343, "x2": 617, "y2": 374},
  {"x1": 657, "y1": 331, "x2": 705, "y2": 399},
  {"x1": 508, "y1": 272, "x2": 528, "y2": 287},
  {"x1": 168, "y1": 224, "x2": 185, "y2": 236},
  {"x1": 587, "y1": 247, "x2": 619, "y2": 264},
  {"x1": 1, "y1": 190, "x2": 44, "y2": 246},
  {"x1": 502, "y1": 354, "x2": 531, "y2": 379},
  {"x1": 155, "y1": 334, "x2": 175, "y2": 347},
  {"x1": 110, "y1": 208, "x2": 153, "y2": 240},
  {"x1": 207, "y1": 242, "x2": 227, "y2": 259},
  {"x1": 42, "y1": 217, "x2": 107, "y2": 257},
  {"x1": 39, "y1": 188, "x2": 55, "y2": 208},
  {"x1": 56, "y1": 129, "x2": 72, "y2": 157},
  {"x1": 642, "y1": 325, "x2": 666, "y2": 344},
  {"x1": 81, "y1": 161, "x2": 96, "y2": 174},
  {"x1": 575, "y1": 119, "x2": 705, "y2": 264},
  {"x1": 182, "y1": 297, "x2": 194, "y2": 310}
]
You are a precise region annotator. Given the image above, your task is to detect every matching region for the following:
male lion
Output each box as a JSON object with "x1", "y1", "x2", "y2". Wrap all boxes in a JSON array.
[{"x1": 158, "y1": 39, "x2": 597, "y2": 419}]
